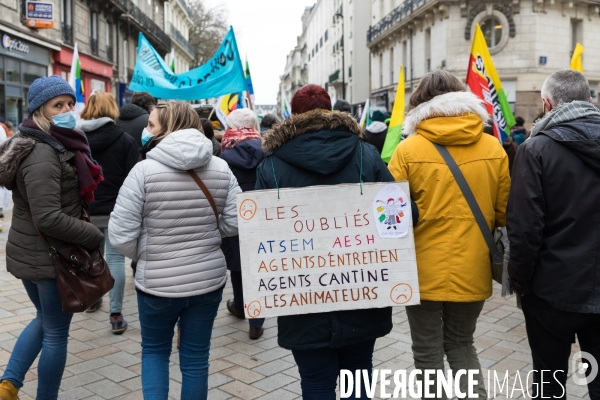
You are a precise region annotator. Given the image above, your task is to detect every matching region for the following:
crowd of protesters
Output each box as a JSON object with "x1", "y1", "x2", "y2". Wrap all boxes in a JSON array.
[{"x1": 0, "y1": 68, "x2": 598, "y2": 400}]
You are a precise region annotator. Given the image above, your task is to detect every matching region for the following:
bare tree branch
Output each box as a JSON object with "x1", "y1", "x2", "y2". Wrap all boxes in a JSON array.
[{"x1": 188, "y1": 0, "x2": 229, "y2": 67}]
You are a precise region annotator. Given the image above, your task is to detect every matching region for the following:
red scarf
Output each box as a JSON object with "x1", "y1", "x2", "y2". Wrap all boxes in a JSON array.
[{"x1": 221, "y1": 127, "x2": 262, "y2": 152}]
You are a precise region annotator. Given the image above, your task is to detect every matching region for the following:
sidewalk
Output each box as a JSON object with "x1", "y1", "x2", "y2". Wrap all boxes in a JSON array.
[{"x1": 0, "y1": 209, "x2": 590, "y2": 400}]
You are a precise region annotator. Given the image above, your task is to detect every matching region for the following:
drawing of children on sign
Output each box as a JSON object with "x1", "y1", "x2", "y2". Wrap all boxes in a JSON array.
[
  {"x1": 381, "y1": 198, "x2": 404, "y2": 230},
  {"x1": 373, "y1": 185, "x2": 412, "y2": 239}
]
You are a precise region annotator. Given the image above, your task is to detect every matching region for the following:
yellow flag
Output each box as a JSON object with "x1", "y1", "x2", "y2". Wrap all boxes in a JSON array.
[
  {"x1": 570, "y1": 43, "x2": 584, "y2": 73},
  {"x1": 381, "y1": 65, "x2": 405, "y2": 163}
]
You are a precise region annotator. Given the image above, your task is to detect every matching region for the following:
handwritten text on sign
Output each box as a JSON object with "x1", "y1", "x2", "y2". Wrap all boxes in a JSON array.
[{"x1": 237, "y1": 183, "x2": 420, "y2": 319}]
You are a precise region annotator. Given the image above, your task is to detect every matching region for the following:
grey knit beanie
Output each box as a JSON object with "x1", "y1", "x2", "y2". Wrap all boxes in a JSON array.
[{"x1": 28, "y1": 75, "x2": 76, "y2": 114}]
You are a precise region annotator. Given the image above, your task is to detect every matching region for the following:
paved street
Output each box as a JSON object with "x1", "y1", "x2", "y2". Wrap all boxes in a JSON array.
[{"x1": 0, "y1": 208, "x2": 590, "y2": 400}]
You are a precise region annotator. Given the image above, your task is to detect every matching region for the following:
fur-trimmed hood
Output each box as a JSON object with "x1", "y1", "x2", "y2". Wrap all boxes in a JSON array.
[
  {"x1": 0, "y1": 122, "x2": 74, "y2": 188},
  {"x1": 262, "y1": 109, "x2": 362, "y2": 153},
  {"x1": 402, "y1": 92, "x2": 489, "y2": 143},
  {"x1": 261, "y1": 109, "x2": 364, "y2": 175},
  {"x1": 0, "y1": 136, "x2": 36, "y2": 188}
]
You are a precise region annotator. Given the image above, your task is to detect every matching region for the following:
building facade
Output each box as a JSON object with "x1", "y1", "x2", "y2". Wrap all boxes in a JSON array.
[
  {"x1": 278, "y1": 0, "x2": 371, "y2": 116},
  {"x1": 164, "y1": 0, "x2": 194, "y2": 74},
  {"x1": 0, "y1": 0, "x2": 61, "y2": 126},
  {"x1": 52, "y1": 0, "x2": 171, "y2": 106},
  {"x1": 278, "y1": 6, "x2": 311, "y2": 117},
  {"x1": 368, "y1": 0, "x2": 600, "y2": 124},
  {"x1": 0, "y1": 0, "x2": 172, "y2": 125},
  {"x1": 304, "y1": 0, "x2": 371, "y2": 111}
]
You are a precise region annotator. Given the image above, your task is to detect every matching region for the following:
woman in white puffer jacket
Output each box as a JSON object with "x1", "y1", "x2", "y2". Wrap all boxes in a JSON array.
[{"x1": 108, "y1": 101, "x2": 240, "y2": 400}]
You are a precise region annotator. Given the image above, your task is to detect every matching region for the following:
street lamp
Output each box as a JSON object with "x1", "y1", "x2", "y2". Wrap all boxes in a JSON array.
[{"x1": 334, "y1": 12, "x2": 345, "y2": 99}]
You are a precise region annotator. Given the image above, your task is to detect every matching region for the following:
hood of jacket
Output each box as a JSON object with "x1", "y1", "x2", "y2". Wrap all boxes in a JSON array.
[
  {"x1": 221, "y1": 139, "x2": 266, "y2": 170},
  {"x1": 0, "y1": 120, "x2": 71, "y2": 187},
  {"x1": 403, "y1": 91, "x2": 489, "y2": 146},
  {"x1": 531, "y1": 101, "x2": 600, "y2": 174},
  {"x1": 366, "y1": 121, "x2": 388, "y2": 135},
  {"x1": 118, "y1": 104, "x2": 148, "y2": 120},
  {"x1": 262, "y1": 109, "x2": 363, "y2": 175},
  {"x1": 0, "y1": 135, "x2": 36, "y2": 187},
  {"x1": 147, "y1": 128, "x2": 212, "y2": 170},
  {"x1": 76, "y1": 117, "x2": 113, "y2": 132},
  {"x1": 77, "y1": 118, "x2": 125, "y2": 154}
]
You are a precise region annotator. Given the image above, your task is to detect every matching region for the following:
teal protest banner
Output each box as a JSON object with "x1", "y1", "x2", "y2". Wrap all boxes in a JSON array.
[{"x1": 128, "y1": 27, "x2": 247, "y2": 100}]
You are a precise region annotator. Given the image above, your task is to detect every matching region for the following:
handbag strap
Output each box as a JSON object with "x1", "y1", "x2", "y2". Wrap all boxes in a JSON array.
[
  {"x1": 24, "y1": 202, "x2": 56, "y2": 254},
  {"x1": 187, "y1": 170, "x2": 219, "y2": 230},
  {"x1": 431, "y1": 142, "x2": 502, "y2": 262}
]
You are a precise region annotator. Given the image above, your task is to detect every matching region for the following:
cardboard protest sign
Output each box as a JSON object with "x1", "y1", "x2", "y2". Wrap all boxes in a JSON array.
[{"x1": 237, "y1": 182, "x2": 420, "y2": 319}]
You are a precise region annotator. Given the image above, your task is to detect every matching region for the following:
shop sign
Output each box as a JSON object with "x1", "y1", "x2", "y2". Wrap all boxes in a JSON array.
[
  {"x1": 2, "y1": 33, "x2": 30, "y2": 53},
  {"x1": 25, "y1": 1, "x2": 54, "y2": 29}
]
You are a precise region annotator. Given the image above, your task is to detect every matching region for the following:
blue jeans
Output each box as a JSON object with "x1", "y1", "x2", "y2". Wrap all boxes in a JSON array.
[
  {"x1": 291, "y1": 339, "x2": 376, "y2": 400},
  {"x1": 1, "y1": 280, "x2": 73, "y2": 400},
  {"x1": 137, "y1": 288, "x2": 223, "y2": 400},
  {"x1": 100, "y1": 228, "x2": 125, "y2": 313}
]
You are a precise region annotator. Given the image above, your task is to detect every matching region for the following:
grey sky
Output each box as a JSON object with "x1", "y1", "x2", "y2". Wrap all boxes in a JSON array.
[{"x1": 204, "y1": 0, "x2": 315, "y2": 105}]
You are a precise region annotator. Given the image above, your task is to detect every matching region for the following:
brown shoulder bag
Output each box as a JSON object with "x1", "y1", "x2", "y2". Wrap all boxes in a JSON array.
[
  {"x1": 187, "y1": 170, "x2": 219, "y2": 229},
  {"x1": 25, "y1": 202, "x2": 115, "y2": 313}
]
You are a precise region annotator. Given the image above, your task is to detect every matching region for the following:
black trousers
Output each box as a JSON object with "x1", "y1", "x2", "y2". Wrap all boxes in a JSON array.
[
  {"x1": 522, "y1": 293, "x2": 600, "y2": 399},
  {"x1": 230, "y1": 270, "x2": 264, "y2": 328}
]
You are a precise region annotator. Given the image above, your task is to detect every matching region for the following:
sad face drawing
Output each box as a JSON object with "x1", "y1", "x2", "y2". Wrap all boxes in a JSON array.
[{"x1": 239, "y1": 199, "x2": 258, "y2": 220}]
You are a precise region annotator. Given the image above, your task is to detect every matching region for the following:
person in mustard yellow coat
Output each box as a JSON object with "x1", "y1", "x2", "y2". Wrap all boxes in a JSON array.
[{"x1": 388, "y1": 70, "x2": 510, "y2": 399}]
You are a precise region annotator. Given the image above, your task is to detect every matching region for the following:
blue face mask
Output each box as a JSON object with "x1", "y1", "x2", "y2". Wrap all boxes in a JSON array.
[
  {"x1": 51, "y1": 111, "x2": 77, "y2": 129},
  {"x1": 141, "y1": 128, "x2": 154, "y2": 146}
]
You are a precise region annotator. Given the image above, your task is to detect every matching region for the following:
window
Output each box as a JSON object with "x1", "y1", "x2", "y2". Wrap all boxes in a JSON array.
[
  {"x1": 571, "y1": 19, "x2": 582, "y2": 55},
  {"x1": 471, "y1": 10, "x2": 509, "y2": 55},
  {"x1": 425, "y1": 28, "x2": 431, "y2": 72},
  {"x1": 349, "y1": 66, "x2": 352, "y2": 78},
  {"x1": 312, "y1": 48, "x2": 314, "y2": 57},
  {"x1": 6, "y1": 58, "x2": 20, "y2": 83},
  {"x1": 106, "y1": 23, "x2": 114, "y2": 62},
  {"x1": 325, "y1": 30, "x2": 328, "y2": 41},
  {"x1": 379, "y1": 53, "x2": 383, "y2": 89},
  {"x1": 90, "y1": 12, "x2": 98, "y2": 55},
  {"x1": 61, "y1": 0, "x2": 73, "y2": 44},
  {"x1": 308, "y1": 54, "x2": 311, "y2": 61},
  {"x1": 124, "y1": 40, "x2": 129, "y2": 78},
  {"x1": 320, "y1": 37, "x2": 323, "y2": 47},
  {"x1": 480, "y1": 17, "x2": 502, "y2": 48},
  {"x1": 390, "y1": 47, "x2": 394, "y2": 84},
  {"x1": 22, "y1": 64, "x2": 46, "y2": 85}
]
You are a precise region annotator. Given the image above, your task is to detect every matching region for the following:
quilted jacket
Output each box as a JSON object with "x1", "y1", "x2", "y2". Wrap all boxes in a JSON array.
[
  {"x1": 0, "y1": 122, "x2": 104, "y2": 280},
  {"x1": 108, "y1": 128, "x2": 241, "y2": 297}
]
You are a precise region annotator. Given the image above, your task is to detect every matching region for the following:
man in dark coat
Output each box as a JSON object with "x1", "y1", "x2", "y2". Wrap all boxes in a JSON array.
[
  {"x1": 508, "y1": 69, "x2": 600, "y2": 399},
  {"x1": 115, "y1": 92, "x2": 156, "y2": 148},
  {"x1": 255, "y1": 84, "x2": 393, "y2": 399}
]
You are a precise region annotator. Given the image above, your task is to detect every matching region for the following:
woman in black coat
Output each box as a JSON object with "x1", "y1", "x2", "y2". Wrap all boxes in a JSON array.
[
  {"x1": 76, "y1": 92, "x2": 139, "y2": 334},
  {"x1": 220, "y1": 108, "x2": 267, "y2": 340}
]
